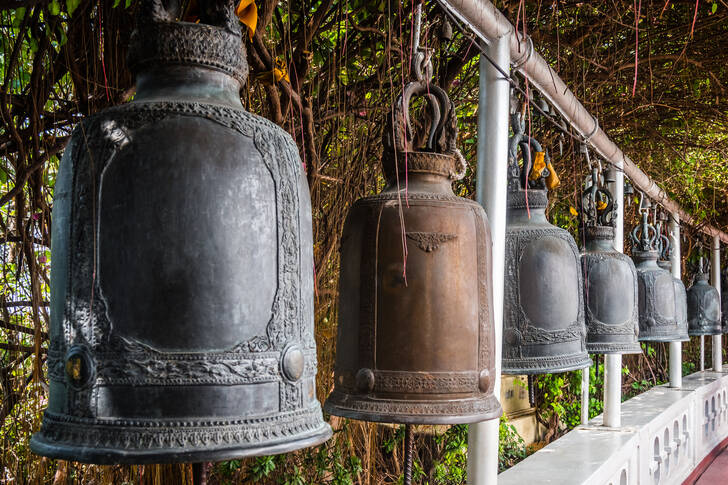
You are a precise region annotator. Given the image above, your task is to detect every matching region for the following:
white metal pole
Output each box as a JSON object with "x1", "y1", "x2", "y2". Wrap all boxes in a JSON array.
[
  {"x1": 468, "y1": 37, "x2": 510, "y2": 485},
  {"x1": 603, "y1": 164, "x2": 625, "y2": 428},
  {"x1": 581, "y1": 367, "x2": 589, "y2": 425},
  {"x1": 701, "y1": 336, "x2": 705, "y2": 371},
  {"x1": 669, "y1": 213, "x2": 682, "y2": 388},
  {"x1": 712, "y1": 235, "x2": 722, "y2": 372}
]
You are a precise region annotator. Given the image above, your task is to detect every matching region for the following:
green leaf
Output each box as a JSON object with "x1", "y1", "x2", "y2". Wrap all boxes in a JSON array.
[
  {"x1": 711, "y1": 2, "x2": 718, "y2": 14},
  {"x1": 12, "y1": 7, "x2": 26, "y2": 28},
  {"x1": 49, "y1": 0, "x2": 61, "y2": 16},
  {"x1": 66, "y1": 0, "x2": 81, "y2": 15},
  {"x1": 113, "y1": 0, "x2": 122, "y2": 7}
]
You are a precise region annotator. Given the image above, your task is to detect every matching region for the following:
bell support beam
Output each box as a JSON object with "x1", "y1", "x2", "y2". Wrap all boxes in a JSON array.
[
  {"x1": 712, "y1": 235, "x2": 722, "y2": 372},
  {"x1": 603, "y1": 158, "x2": 625, "y2": 428},
  {"x1": 669, "y1": 213, "x2": 683, "y2": 388},
  {"x1": 468, "y1": 36, "x2": 510, "y2": 485},
  {"x1": 436, "y1": 0, "x2": 728, "y2": 245}
]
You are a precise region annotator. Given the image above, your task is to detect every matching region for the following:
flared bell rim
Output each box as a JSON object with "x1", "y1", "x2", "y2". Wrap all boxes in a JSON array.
[
  {"x1": 638, "y1": 331, "x2": 690, "y2": 342},
  {"x1": 30, "y1": 409, "x2": 332, "y2": 465},
  {"x1": 30, "y1": 425, "x2": 332, "y2": 465},
  {"x1": 501, "y1": 352, "x2": 592, "y2": 376},
  {"x1": 323, "y1": 391, "x2": 502, "y2": 425},
  {"x1": 586, "y1": 341, "x2": 643, "y2": 355},
  {"x1": 688, "y1": 326, "x2": 723, "y2": 336}
]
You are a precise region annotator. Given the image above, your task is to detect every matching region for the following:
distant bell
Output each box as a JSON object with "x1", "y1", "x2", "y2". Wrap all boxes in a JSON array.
[
  {"x1": 325, "y1": 80, "x2": 502, "y2": 424},
  {"x1": 31, "y1": 0, "x2": 331, "y2": 464},
  {"x1": 502, "y1": 114, "x2": 591, "y2": 374},
  {"x1": 657, "y1": 236, "x2": 689, "y2": 340},
  {"x1": 631, "y1": 211, "x2": 687, "y2": 342},
  {"x1": 687, "y1": 261, "x2": 721, "y2": 336},
  {"x1": 579, "y1": 168, "x2": 641, "y2": 354}
]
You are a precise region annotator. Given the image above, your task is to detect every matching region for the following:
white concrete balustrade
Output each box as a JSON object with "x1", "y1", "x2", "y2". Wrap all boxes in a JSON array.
[{"x1": 498, "y1": 370, "x2": 728, "y2": 485}]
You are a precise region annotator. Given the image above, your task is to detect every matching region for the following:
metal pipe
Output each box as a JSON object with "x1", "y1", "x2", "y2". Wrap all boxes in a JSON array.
[
  {"x1": 603, "y1": 355, "x2": 621, "y2": 427},
  {"x1": 581, "y1": 365, "x2": 589, "y2": 425},
  {"x1": 701, "y1": 335, "x2": 705, "y2": 371},
  {"x1": 468, "y1": 37, "x2": 510, "y2": 485},
  {"x1": 437, "y1": 0, "x2": 728, "y2": 244},
  {"x1": 669, "y1": 213, "x2": 682, "y2": 388},
  {"x1": 712, "y1": 235, "x2": 722, "y2": 372},
  {"x1": 602, "y1": 161, "x2": 624, "y2": 428}
]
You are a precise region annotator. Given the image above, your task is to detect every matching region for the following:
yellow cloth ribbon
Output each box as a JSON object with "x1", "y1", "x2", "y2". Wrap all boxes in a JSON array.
[
  {"x1": 545, "y1": 162, "x2": 560, "y2": 189},
  {"x1": 597, "y1": 200, "x2": 608, "y2": 210},
  {"x1": 182, "y1": 1, "x2": 257, "y2": 40},
  {"x1": 528, "y1": 151, "x2": 546, "y2": 181},
  {"x1": 236, "y1": 0, "x2": 257, "y2": 40},
  {"x1": 254, "y1": 57, "x2": 290, "y2": 84}
]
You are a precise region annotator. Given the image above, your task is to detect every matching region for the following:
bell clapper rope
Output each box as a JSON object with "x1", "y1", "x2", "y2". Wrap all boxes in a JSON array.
[
  {"x1": 192, "y1": 462, "x2": 208, "y2": 485},
  {"x1": 403, "y1": 424, "x2": 415, "y2": 485}
]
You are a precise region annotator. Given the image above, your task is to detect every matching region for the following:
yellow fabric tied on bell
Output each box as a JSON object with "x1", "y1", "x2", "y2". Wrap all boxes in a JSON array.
[
  {"x1": 545, "y1": 161, "x2": 560, "y2": 189},
  {"x1": 236, "y1": 0, "x2": 258, "y2": 40},
  {"x1": 254, "y1": 57, "x2": 290, "y2": 84},
  {"x1": 528, "y1": 151, "x2": 546, "y2": 181},
  {"x1": 597, "y1": 200, "x2": 608, "y2": 210},
  {"x1": 569, "y1": 206, "x2": 579, "y2": 217}
]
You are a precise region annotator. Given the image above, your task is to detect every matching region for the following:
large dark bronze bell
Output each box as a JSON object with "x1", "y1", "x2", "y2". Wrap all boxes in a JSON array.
[
  {"x1": 687, "y1": 259, "x2": 722, "y2": 336},
  {"x1": 656, "y1": 234, "x2": 689, "y2": 340},
  {"x1": 325, "y1": 80, "x2": 502, "y2": 424},
  {"x1": 631, "y1": 207, "x2": 685, "y2": 342},
  {"x1": 31, "y1": 0, "x2": 331, "y2": 464},
  {"x1": 579, "y1": 169, "x2": 641, "y2": 354},
  {"x1": 502, "y1": 114, "x2": 591, "y2": 374}
]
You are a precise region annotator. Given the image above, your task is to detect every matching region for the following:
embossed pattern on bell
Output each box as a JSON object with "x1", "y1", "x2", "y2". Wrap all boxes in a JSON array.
[
  {"x1": 502, "y1": 114, "x2": 591, "y2": 374},
  {"x1": 30, "y1": 0, "x2": 331, "y2": 464},
  {"x1": 325, "y1": 80, "x2": 501, "y2": 424}
]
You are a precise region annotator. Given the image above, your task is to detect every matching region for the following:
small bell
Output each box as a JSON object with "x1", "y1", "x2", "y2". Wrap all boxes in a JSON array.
[
  {"x1": 687, "y1": 257, "x2": 722, "y2": 336},
  {"x1": 579, "y1": 168, "x2": 641, "y2": 354},
  {"x1": 325, "y1": 79, "x2": 502, "y2": 424},
  {"x1": 631, "y1": 201, "x2": 687, "y2": 342},
  {"x1": 624, "y1": 179, "x2": 635, "y2": 207},
  {"x1": 502, "y1": 113, "x2": 591, "y2": 374},
  {"x1": 656, "y1": 233, "x2": 689, "y2": 340}
]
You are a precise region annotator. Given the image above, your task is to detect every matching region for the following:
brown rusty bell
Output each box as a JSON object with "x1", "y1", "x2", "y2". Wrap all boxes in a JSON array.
[{"x1": 324, "y1": 80, "x2": 502, "y2": 424}]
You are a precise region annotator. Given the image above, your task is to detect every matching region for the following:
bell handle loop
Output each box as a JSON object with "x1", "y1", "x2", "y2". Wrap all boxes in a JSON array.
[
  {"x1": 137, "y1": 0, "x2": 178, "y2": 23},
  {"x1": 389, "y1": 81, "x2": 455, "y2": 155},
  {"x1": 631, "y1": 211, "x2": 658, "y2": 250},
  {"x1": 139, "y1": 0, "x2": 239, "y2": 31}
]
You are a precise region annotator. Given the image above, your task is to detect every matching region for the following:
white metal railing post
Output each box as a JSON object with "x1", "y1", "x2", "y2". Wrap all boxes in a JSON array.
[
  {"x1": 581, "y1": 368, "x2": 589, "y2": 425},
  {"x1": 469, "y1": 36, "x2": 510, "y2": 485},
  {"x1": 712, "y1": 235, "x2": 722, "y2": 372},
  {"x1": 669, "y1": 213, "x2": 682, "y2": 388},
  {"x1": 602, "y1": 162, "x2": 625, "y2": 428},
  {"x1": 701, "y1": 336, "x2": 705, "y2": 371}
]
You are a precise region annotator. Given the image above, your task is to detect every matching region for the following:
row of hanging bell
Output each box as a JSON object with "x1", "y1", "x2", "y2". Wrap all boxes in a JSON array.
[
  {"x1": 579, "y1": 167, "x2": 641, "y2": 354},
  {"x1": 501, "y1": 113, "x2": 591, "y2": 374},
  {"x1": 325, "y1": 77, "x2": 502, "y2": 424},
  {"x1": 687, "y1": 257, "x2": 722, "y2": 336},
  {"x1": 31, "y1": 0, "x2": 332, "y2": 463},
  {"x1": 630, "y1": 203, "x2": 689, "y2": 342}
]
